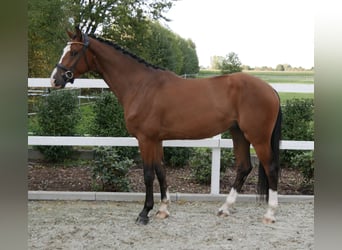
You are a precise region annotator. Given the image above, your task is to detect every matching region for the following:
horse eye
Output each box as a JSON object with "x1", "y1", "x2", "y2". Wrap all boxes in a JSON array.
[{"x1": 70, "y1": 50, "x2": 78, "y2": 57}]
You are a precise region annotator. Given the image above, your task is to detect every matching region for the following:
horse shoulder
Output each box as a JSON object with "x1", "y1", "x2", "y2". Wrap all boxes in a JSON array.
[{"x1": 123, "y1": 73, "x2": 173, "y2": 137}]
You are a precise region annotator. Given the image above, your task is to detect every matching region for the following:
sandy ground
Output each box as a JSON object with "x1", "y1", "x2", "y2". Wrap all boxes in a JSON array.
[{"x1": 28, "y1": 200, "x2": 314, "y2": 249}]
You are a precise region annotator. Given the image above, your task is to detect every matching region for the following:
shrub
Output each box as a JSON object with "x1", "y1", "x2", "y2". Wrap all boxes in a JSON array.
[
  {"x1": 290, "y1": 151, "x2": 314, "y2": 182},
  {"x1": 281, "y1": 98, "x2": 314, "y2": 141},
  {"x1": 35, "y1": 89, "x2": 81, "y2": 162},
  {"x1": 164, "y1": 147, "x2": 193, "y2": 168},
  {"x1": 189, "y1": 148, "x2": 234, "y2": 184},
  {"x1": 91, "y1": 91, "x2": 138, "y2": 160},
  {"x1": 280, "y1": 98, "x2": 314, "y2": 181},
  {"x1": 91, "y1": 91, "x2": 127, "y2": 137},
  {"x1": 92, "y1": 147, "x2": 133, "y2": 191}
]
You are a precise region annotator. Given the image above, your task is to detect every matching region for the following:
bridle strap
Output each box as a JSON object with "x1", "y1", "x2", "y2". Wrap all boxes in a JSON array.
[
  {"x1": 56, "y1": 33, "x2": 90, "y2": 83},
  {"x1": 67, "y1": 41, "x2": 86, "y2": 46}
]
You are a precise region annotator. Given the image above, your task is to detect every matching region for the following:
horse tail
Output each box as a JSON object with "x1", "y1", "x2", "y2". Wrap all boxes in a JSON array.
[{"x1": 258, "y1": 102, "x2": 282, "y2": 202}]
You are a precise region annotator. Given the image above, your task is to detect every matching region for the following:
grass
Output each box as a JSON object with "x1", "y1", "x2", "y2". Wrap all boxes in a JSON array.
[
  {"x1": 198, "y1": 70, "x2": 314, "y2": 84},
  {"x1": 247, "y1": 71, "x2": 314, "y2": 102},
  {"x1": 198, "y1": 70, "x2": 314, "y2": 104},
  {"x1": 246, "y1": 71, "x2": 314, "y2": 84},
  {"x1": 279, "y1": 93, "x2": 313, "y2": 103}
]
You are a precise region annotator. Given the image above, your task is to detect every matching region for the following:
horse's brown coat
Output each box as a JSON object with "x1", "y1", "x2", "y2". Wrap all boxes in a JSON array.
[{"x1": 51, "y1": 28, "x2": 282, "y2": 224}]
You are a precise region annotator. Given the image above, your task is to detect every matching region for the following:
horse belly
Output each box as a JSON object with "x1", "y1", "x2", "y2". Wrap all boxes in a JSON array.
[
  {"x1": 160, "y1": 108, "x2": 233, "y2": 140},
  {"x1": 158, "y1": 83, "x2": 236, "y2": 139}
]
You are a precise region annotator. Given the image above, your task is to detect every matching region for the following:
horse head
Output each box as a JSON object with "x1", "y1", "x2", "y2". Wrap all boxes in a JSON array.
[{"x1": 50, "y1": 27, "x2": 93, "y2": 88}]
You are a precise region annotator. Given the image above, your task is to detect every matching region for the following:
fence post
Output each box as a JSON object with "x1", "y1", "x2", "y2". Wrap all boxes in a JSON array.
[{"x1": 211, "y1": 134, "x2": 221, "y2": 195}]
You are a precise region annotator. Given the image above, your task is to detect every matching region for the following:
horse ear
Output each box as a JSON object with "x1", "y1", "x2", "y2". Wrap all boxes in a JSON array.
[
  {"x1": 67, "y1": 30, "x2": 74, "y2": 39},
  {"x1": 74, "y1": 25, "x2": 83, "y2": 40},
  {"x1": 75, "y1": 25, "x2": 81, "y2": 32}
]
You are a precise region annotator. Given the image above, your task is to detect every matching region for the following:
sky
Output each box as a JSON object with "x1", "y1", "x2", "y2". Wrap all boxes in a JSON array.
[{"x1": 165, "y1": 0, "x2": 314, "y2": 69}]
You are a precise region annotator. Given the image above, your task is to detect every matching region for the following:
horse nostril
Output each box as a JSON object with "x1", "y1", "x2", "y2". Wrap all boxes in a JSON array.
[{"x1": 50, "y1": 78, "x2": 57, "y2": 87}]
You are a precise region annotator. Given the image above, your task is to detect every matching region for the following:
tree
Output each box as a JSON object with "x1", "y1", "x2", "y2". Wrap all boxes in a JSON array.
[
  {"x1": 28, "y1": 0, "x2": 199, "y2": 77},
  {"x1": 177, "y1": 38, "x2": 199, "y2": 75},
  {"x1": 142, "y1": 23, "x2": 199, "y2": 75},
  {"x1": 276, "y1": 64, "x2": 285, "y2": 71},
  {"x1": 106, "y1": 20, "x2": 199, "y2": 75},
  {"x1": 219, "y1": 52, "x2": 242, "y2": 74},
  {"x1": 28, "y1": 0, "x2": 72, "y2": 77},
  {"x1": 69, "y1": 0, "x2": 176, "y2": 35},
  {"x1": 210, "y1": 56, "x2": 224, "y2": 70}
]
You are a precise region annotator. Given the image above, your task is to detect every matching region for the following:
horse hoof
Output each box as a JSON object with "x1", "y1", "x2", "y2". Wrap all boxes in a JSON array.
[
  {"x1": 262, "y1": 216, "x2": 276, "y2": 224},
  {"x1": 135, "y1": 216, "x2": 149, "y2": 225},
  {"x1": 156, "y1": 210, "x2": 169, "y2": 219},
  {"x1": 217, "y1": 210, "x2": 229, "y2": 217}
]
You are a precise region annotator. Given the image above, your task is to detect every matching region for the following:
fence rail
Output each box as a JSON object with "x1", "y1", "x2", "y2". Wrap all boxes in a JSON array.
[
  {"x1": 28, "y1": 136, "x2": 314, "y2": 150},
  {"x1": 28, "y1": 78, "x2": 314, "y2": 194},
  {"x1": 28, "y1": 78, "x2": 315, "y2": 93}
]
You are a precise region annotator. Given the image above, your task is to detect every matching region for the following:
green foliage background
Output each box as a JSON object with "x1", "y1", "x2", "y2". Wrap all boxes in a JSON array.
[
  {"x1": 35, "y1": 89, "x2": 81, "y2": 162},
  {"x1": 28, "y1": 0, "x2": 199, "y2": 77},
  {"x1": 91, "y1": 91, "x2": 139, "y2": 161},
  {"x1": 281, "y1": 98, "x2": 314, "y2": 182}
]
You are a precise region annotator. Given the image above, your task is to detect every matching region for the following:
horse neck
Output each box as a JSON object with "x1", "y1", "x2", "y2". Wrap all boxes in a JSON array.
[{"x1": 89, "y1": 38, "x2": 156, "y2": 105}]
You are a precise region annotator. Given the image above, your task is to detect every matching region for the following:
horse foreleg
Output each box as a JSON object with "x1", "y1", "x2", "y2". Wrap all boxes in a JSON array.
[
  {"x1": 136, "y1": 163, "x2": 155, "y2": 225},
  {"x1": 136, "y1": 139, "x2": 166, "y2": 224},
  {"x1": 155, "y1": 162, "x2": 170, "y2": 219}
]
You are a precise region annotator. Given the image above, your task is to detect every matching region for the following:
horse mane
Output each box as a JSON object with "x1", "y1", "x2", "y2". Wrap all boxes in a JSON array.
[{"x1": 88, "y1": 34, "x2": 164, "y2": 71}]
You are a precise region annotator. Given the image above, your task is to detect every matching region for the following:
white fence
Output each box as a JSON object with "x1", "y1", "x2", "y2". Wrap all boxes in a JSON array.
[{"x1": 28, "y1": 78, "x2": 314, "y2": 194}]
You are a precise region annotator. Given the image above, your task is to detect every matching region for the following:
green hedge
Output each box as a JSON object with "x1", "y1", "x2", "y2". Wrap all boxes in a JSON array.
[
  {"x1": 92, "y1": 147, "x2": 132, "y2": 191},
  {"x1": 281, "y1": 98, "x2": 314, "y2": 182},
  {"x1": 189, "y1": 148, "x2": 234, "y2": 184},
  {"x1": 35, "y1": 89, "x2": 81, "y2": 162},
  {"x1": 90, "y1": 91, "x2": 139, "y2": 161},
  {"x1": 164, "y1": 147, "x2": 193, "y2": 168}
]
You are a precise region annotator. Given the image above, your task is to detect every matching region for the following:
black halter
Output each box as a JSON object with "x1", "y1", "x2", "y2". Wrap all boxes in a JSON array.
[{"x1": 56, "y1": 33, "x2": 90, "y2": 84}]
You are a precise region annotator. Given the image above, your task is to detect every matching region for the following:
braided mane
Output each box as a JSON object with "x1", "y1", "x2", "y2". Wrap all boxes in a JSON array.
[{"x1": 89, "y1": 34, "x2": 163, "y2": 70}]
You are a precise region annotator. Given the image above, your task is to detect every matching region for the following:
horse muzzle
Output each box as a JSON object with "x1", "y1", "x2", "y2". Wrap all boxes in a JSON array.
[
  {"x1": 50, "y1": 67, "x2": 74, "y2": 89},
  {"x1": 56, "y1": 63, "x2": 75, "y2": 84},
  {"x1": 50, "y1": 75, "x2": 67, "y2": 89}
]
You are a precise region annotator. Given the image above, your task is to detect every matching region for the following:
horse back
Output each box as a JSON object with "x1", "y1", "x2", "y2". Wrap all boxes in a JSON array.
[{"x1": 125, "y1": 72, "x2": 279, "y2": 141}]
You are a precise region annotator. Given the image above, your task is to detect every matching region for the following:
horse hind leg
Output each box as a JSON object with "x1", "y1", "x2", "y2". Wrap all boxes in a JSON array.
[
  {"x1": 218, "y1": 126, "x2": 252, "y2": 217},
  {"x1": 254, "y1": 143, "x2": 279, "y2": 224},
  {"x1": 255, "y1": 107, "x2": 281, "y2": 224}
]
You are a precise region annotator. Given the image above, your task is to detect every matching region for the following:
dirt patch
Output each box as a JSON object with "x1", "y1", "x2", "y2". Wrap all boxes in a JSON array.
[
  {"x1": 28, "y1": 160, "x2": 314, "y2": 249},
  {"x1": 28, "y1": 160, "x2": 313, "y2": 195},
  {"x1": 28, "y1": 200, "x2": 314, "y2": 249}
]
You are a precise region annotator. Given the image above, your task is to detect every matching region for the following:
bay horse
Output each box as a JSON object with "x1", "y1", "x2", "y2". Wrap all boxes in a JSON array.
[{"x1": 50, "y1": 27, "x2": 282, "y2": 225}]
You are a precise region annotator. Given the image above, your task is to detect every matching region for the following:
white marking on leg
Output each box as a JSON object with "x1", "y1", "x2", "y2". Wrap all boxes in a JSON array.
[
  {"x1": 218, "y1": 188, "x2": 238, "y2": 217},
  {"x1": 263, "y1": 189, "x2": 278, "y2": 224},
  {"x1": 50, "y1": 44, "x2": 71, "y2": 86},
  {"x1": 227, "y1": 188, "x2": 238, "y2": 205},
  {"x1": 156, "y1": 188, "x2": 170, "y2": 219},
  {"x1": 268, "y1": 189, "x2": 278, "y2": 208}
]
